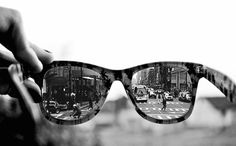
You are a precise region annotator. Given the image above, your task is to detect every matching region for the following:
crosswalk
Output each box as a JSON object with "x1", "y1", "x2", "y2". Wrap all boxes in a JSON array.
[
  {"x1": 50, "y1": 101, "x2": 104, "y2": 120},
  {"x1": 138, "y1": 101, "x2": 189, "y2": 112},
  {"x1": 142, "y1": 101, "x2": 186, "y2": 105},
  {"x1": 148, "y1": 114, "x2": 183, "y2": 120},
  {"x1": 52, "y1": 109, "x2": 91, "y2": 120},
  {"x1": 136, "y1": 100, "x2": 191, "y2": 120},
  {"x1": 51, "y1": 103, "x2": 93, "y2": 120},
  {"x1": 139, "y1": 107, "x2": 188, "y2": 112}
]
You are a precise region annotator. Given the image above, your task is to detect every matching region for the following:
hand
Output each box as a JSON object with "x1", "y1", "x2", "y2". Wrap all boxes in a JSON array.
[{"x1": 0, "y1": 6, "x2": 53, "y2": 145}]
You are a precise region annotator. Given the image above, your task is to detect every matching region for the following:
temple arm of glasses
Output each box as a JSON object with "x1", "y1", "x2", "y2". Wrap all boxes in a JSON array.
[{"x1": 201, "y1": 66, "x2": 236, "y2": 103}]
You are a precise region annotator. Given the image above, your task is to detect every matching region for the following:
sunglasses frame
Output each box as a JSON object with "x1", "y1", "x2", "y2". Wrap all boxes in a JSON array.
[{"x1": 29, "y1": 61, "x2": 236, "y2": 125}]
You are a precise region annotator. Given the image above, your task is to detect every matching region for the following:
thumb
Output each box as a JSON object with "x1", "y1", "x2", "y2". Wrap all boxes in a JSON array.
[{"x1": 23, "y1": 79, "x2": 42, "y2": 103}]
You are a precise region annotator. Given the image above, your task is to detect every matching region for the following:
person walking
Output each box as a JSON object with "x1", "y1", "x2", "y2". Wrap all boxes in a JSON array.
[
  {"x1": 161, "y1": 93, "x2": 167, "y2": 111},
  {"x1": 72, "y1": 103, "x2": 81, "y2": 118},
  {"x1": 88, "y1": 90, "x2": 94, "y2": 109}
]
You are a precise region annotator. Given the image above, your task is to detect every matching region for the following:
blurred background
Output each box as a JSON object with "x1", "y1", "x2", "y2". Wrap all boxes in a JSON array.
[{"x1": 1, "y1": 0, "x2": 236, "y2": 145}]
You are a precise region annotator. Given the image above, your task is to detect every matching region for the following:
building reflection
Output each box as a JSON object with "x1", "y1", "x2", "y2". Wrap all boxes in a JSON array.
[
  {"x1": 134, "y1": 63, "x2": 192, "y2": 92},
  {"x1": 42, "y1": 65, "x2": 104, "y2": 118}
]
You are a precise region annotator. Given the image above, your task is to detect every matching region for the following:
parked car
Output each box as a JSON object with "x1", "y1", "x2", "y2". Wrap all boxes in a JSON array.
[
  {"x1": 134, "y1": 87, "x2": 148, "y2": 102},
  {"x1": 164, "y1": 92, "x2": 174, "y2": 101},
  {"x1": 178, "y1": 91, "x2": 192, "y2": 102},
  {"x1": 154, "y1": 89, "x2": 164, "y2": 103},
  {"x1": 155, "y1": 89, "x2": 164, "y2": 99},
  {"x1": 149, "y1": 90, "x2": 157, "y2": 99},
  {"x1": 45, "y1": 100, "x2": 68, "y2": 114}
]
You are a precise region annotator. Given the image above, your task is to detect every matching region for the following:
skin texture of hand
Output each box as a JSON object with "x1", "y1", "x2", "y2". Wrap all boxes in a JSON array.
[
  {"x1": 0, "y1": 6, "x2": 53, "y2": 145},
  {"x1": 0, "y1": 6, "x2": 53, "y2": 72}
]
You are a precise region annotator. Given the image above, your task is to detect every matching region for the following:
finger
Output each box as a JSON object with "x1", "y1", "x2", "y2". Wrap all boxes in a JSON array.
[
  {"x1": 0, "y1": 9, "x2": 43, "y2": 73},
  {"x1": 23, "y1": 79, "x2": 42, "y2": 103},
  {"x1": 0, "y1": 42, "x2": 54, "y2": 68},
  {"x1": 7, "y1": 64, "x2": 40, "y2": 123},
  {"x1": 7, "y1": 77, "x2": 42, "y2": 103},
  {"x1": 0, "y1": 49, "x2": 17, "y2": 66},
  {"x1": 29, "y1": 42, "x2": 54, "y2": 65},
  {"x1": 0, "y1": 50, "x2": 15, "y2": 94}
]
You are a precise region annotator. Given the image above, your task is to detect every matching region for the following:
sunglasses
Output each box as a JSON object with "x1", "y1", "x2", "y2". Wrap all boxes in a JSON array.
[{"x1": 3, "y1": 61, "x2": 236, "y2": 125}]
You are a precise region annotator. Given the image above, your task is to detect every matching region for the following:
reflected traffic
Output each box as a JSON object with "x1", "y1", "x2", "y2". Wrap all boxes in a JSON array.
[
  {"x1": 41, "y1": 66, "x2": 106, "y2": 121},
  {"x1": 132, "y1": 63, "x2": 193, "y2": 120}
]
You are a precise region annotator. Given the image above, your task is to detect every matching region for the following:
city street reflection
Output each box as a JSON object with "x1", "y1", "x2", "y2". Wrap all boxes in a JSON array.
[
  {"x1": 41, "y1": 66, "x2": 106, "y2": 121},
  {"x1": 131, "y1": 63, "x2": 193, "y2": 120}
]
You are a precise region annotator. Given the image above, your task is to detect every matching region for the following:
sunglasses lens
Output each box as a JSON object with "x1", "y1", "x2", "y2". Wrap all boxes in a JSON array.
[
  {"x1": 131, "y1": 64, "x2": 194, "y2": 122},
  {"x1": 39, "y1": 65, "x2": 107, "y2": 124}
]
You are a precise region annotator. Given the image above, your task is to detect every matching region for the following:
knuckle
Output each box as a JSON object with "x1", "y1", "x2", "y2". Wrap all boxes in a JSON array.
[{"x1": 9, "y1": 9, "x2": 23, "y2": 24}]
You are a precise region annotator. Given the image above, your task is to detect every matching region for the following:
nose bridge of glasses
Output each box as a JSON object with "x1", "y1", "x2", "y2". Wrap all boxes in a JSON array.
[
  {"x1": 112, "y1": 70, "x2": 125, "y2": 81},
  {"x1": 106, "y1": 70, "x2": 132, "y2": 90},
  {"x1": 107, "y1": 70, "x2": 130, "y2": 84}
]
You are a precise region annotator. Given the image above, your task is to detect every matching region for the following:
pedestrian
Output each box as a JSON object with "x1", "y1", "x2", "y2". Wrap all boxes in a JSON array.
[
  {"x1": 88, "y1": 90, "x2": 94, "y2": 109},
  {"x1": 161, "y1": 93, "x2": 167, "y2": 111},
  {"x1": 72, "y1": 103, "x2": 81, "y2": 118},
  {"x1": 174, "y1": 87, "x2": 179, "y2": 98},
  {"x1": 134, "y1": 87, "x2": 138, "y2": 94}
]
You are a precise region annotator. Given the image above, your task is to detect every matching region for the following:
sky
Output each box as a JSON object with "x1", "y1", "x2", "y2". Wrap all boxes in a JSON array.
[{"x1": 1, "y1": 0, "x2": 236, "y2": 100}]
